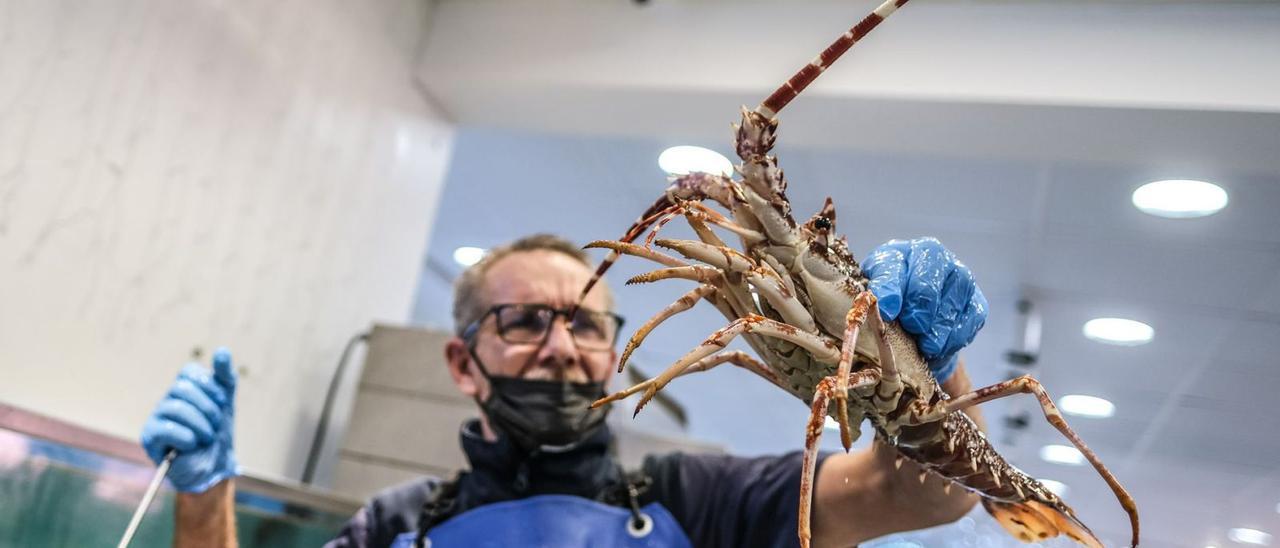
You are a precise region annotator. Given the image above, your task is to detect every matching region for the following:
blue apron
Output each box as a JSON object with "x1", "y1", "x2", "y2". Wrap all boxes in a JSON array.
[{"x1": 390, "y1": 494, "x2": 692, "y2": 548}]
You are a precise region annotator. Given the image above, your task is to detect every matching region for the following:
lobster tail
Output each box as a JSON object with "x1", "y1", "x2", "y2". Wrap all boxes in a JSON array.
[
  {"x1": 984, "y1": 499, "x2": 1102, "y2": 548},
  {"x1": 893, "y1": 412, "x2": 1106, "y2": 547}
]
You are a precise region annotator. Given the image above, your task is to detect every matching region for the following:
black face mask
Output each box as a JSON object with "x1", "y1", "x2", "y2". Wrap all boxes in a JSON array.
[{"x1": 468, "y1": 347, "x2": 610, "y2": 453}]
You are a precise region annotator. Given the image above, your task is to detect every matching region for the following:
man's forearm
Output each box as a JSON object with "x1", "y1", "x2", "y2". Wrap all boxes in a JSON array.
[{"x1": 174, "y1": 479, "x2": 237, "y2": 548}]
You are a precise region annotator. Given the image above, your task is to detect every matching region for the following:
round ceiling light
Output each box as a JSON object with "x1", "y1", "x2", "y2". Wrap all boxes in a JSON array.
[
  {"x1": 1039, "y1": 444, "x2": 1086, "y2": 466},
  {"x1": 658, "y1": 146, "x2": 734, "y2": 177},
  {"x1": 1083, "y1": 317, "x2": 1154, "y2": 346},
  {"x1": 452, "y1": 246, "x2": 486, "y2": 266},
  {"x1": 1228, "y1": 528, "x2": 1272, "y2": 546},
  {"x1": 1059, "y1": 395, "x2": 1116, "y2": 418},
  {"x1": 1132, "y1": 179, "x2": 1228, "y2": 219}
]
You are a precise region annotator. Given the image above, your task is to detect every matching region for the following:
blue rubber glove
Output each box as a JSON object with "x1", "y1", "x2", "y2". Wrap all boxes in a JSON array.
[
  {"x1": 140, "y1": 347, "x2": 239, "y2": 493},
  {"x1": 862, "y1": 238, "x2": 988, "y2": 384}
]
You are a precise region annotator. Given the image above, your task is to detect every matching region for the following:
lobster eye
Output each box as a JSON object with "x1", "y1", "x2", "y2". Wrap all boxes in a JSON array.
[{"x1": 814, "y1": 217, "x2": 832, "y2": 230}]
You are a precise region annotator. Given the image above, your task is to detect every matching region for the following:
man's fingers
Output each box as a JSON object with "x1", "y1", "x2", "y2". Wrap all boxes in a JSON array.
[
  {"x1": 922, "y1": 263, "x2": 974, "y2": 358},
  {"x1": 942, "y1": 285, "x2": 988, "y2": 357},
  {"x1": 141, "y1": 417, "x2": 198, "y2": 462},
  {"x1": 155, "y1": 399, "x2": 216, "y2": 445},
  {"x1": 863, "y1": 246, "x2": 907, "y2": 322},
  {"x1": 169, "y1": 378, "x2": 224, "y2": 428},
  {"x1": 211, "y1": 347, "x2": 236, "y2": 393},
  {"x1": 900, "y1": 240, "x2": 953, "y2": 336}
]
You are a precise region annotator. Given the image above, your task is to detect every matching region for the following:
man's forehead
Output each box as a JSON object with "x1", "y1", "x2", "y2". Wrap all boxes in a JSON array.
[{"x1": 482, "y1": 250, "x2": 609, "y2": 306}]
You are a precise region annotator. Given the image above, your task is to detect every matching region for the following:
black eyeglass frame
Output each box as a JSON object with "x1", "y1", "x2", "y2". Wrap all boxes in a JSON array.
[{"x1": 461, "y1": 303, "x2": 626, "y2": 351}]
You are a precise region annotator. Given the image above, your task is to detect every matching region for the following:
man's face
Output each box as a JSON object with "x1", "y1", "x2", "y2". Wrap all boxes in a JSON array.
[{"x1": 446, "y1": 249, "x2": 618, "y2": 402}]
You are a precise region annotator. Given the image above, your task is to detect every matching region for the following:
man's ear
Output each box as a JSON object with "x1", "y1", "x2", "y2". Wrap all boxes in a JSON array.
[{"x1": 445, "y1": 337, "x2": 479, "y2": 398}]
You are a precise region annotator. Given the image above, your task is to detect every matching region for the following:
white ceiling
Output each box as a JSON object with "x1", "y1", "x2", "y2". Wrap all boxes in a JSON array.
[{"x1": 411, "y1": 1, "x2": 1280, "y2": 546}]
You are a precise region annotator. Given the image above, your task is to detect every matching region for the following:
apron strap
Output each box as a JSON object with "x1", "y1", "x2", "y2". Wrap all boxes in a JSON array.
[
  {"x1": 413, "y1": 466, "x2": 653, "y2": 547},
  {"x1": 414, "y1": 473, "x2": 463, "y2": 548}
]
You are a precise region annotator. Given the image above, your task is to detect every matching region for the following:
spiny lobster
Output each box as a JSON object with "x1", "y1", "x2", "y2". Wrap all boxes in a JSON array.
[{"x1": 575, "y1": 0, "x2": 1140, "y2": 546}]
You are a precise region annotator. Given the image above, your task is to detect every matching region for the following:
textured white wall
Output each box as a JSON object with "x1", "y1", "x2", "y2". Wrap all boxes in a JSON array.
[{"x1": 0, "y1": 0, "x2": 454, "y2": 480}]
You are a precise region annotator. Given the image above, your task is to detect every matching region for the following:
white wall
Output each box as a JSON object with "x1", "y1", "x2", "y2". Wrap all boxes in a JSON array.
[{"x1": 0, "y1": 0, "x2": 454, "y2": 480}]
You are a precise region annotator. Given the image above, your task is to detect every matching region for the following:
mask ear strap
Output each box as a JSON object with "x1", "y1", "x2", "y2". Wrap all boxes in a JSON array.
[{"x1": 465, "y1": 339, "x2": 496, "y2": 382}]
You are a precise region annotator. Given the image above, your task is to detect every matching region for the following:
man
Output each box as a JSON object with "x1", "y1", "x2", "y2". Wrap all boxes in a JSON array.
[{"x1": 141, "y1": 234, "x2": 988, "y2": 547}]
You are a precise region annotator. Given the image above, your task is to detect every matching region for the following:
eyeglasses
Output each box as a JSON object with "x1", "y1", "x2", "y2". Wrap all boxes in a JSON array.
[{"x1": 463, "y1": 303, "x2": 626, "y2": 351}]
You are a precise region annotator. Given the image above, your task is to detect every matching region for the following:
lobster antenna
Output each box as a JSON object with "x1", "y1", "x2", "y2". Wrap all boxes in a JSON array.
[{"x1": 757, "y1": 0, "x2": 911, "y2": 118}]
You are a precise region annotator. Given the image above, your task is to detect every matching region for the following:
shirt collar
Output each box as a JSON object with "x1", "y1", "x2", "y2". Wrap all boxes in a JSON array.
[{"x1": 454, "y1": 418, "x2": 621, "y2": 509}]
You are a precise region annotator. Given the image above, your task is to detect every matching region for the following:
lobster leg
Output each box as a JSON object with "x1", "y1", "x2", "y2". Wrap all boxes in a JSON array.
[
  {"x1": 617, "y1": 284, "x2": 719, "y2": 373},
  {"x1": 630, "y1": 314, "x2": 841, "y2": 414},
  {"x1": 576, "y1": 171, "x2": 756, "y2": 310},
  {"x1": 584, "y1": 240, "x2": 688, "y2": 268},
  {"x1": 684, "y1": 202, "x2": 767, "y2": 245},
  {"x1": 799, "y1": 371, "x2": 881, "y2": 548},
  {"x1": 656, "y1": 210, "x2": 786, "y2": 355},
  {"x1": 594, "y1": 350, "x2": 782, "y2": 408},
  {"x1": 645, "y1": 202, "x2": 766, "y2": 249},
  {"x1": 652, "y1": 238, "x2": 820, "y2": 333},
  {"x1": 915, "y1": 375, "x2": 1139, "y2": 547},
  {"x1": 832, "y1": 290, "x2": 877, "y2": 451},
  {"x1": 865, "y1": 301, "x2": 903, "y2": 416},
  {"x1": 627, "y1": 265, "x2": 725, "y2": 285},
  {"x1": 655, "y1": 238, "x2": 757, "y2": 273}
]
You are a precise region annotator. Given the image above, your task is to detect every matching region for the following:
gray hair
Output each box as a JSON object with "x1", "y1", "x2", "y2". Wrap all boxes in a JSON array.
[{"x1": 451, "y1": 233, "x2": 613, "y2": 335}]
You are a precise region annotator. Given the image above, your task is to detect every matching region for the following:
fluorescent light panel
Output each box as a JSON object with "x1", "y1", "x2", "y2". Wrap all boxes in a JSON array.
[
  {"x1": 452, "y1": 246, "x2": 486, "y2": 266},
  {"x1": 1040, "y1": 444, "x2": 1086, "y2": 466},
  {"x1": 658, "y1": 146, "x2": 733, "y2": 177},
  {"x1": 1038, "y1": 479, "x2": 1069, "y2": 497},
  {"x1": 1228, "y1": 528, "x2": 1272, "y2": 546},
  {"x1": 1132, "y1": 179, "x2": 1228, "y2": 219},
  {"x1": 1083, "y1": 317, "x2": 1154, "y2": 346},
  {"x1": 1059, "y1": 395, "x2": 1115, "y2": 418}
]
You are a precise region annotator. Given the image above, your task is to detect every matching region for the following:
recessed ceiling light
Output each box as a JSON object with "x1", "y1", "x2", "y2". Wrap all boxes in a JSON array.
[
  {"x1": 1059, "y1": 395, "x2": 1116, "y2": 418},
  {"x1": 658, "y1": 146, "x2": 734, "y2": 177},
  {"x1": 1228, "y1": 528, "x2": 1272, "y2": 546},
  {"x1": 1132, "y1": 179, "x2": 1228, "y2": 219},
  {"x1": 1038, "y1": 479, "x2": 1069, "y2": 497},
  {"x1": 1083, "y1": 317, "x2": 1154, "y2": 346},
  {"x1": 452, "y1": 246, "x2": 486, "y2": 266},
  {"x1": 1039, "y1": 444, "x2": 1086, "y2": 466}
]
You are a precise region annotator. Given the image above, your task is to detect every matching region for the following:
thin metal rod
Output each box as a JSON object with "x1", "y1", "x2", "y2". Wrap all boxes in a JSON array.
[{"x1": 117, "y1": 450, "x2": 175, "y2": 548}]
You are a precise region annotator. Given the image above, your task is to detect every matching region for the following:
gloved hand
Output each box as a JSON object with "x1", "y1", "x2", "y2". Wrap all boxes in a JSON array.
[
  {"x1": 862, "y1": 238, "x2": 987, "y2": 384},
  {"x1": 140, "y1": 347, "x2": 239, "y2": 493}
]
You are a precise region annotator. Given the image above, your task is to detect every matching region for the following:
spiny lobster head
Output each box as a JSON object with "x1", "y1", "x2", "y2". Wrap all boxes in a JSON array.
[
  {"x1": 799, "y1": 197, "x2": 866, "y2": 286},
  {"x1": 733, "y1": 107, "x2": 801, "y2": 250},
  {"x1": 801, "y1": 198, "x2": 838, "y2": 249},
  {"x1": 734, "y1": 107, "x2": 778, "y2": 162}
]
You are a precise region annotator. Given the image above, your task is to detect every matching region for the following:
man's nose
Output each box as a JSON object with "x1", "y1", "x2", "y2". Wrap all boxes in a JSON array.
[{"x1": 535, "y1": 316, "x2": 583, "y2": 376}]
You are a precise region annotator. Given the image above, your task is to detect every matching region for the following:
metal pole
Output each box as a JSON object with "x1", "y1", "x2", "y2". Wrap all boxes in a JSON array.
[{"x1": 117, "y1": 449, "x2": 176, "y2": 548}]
